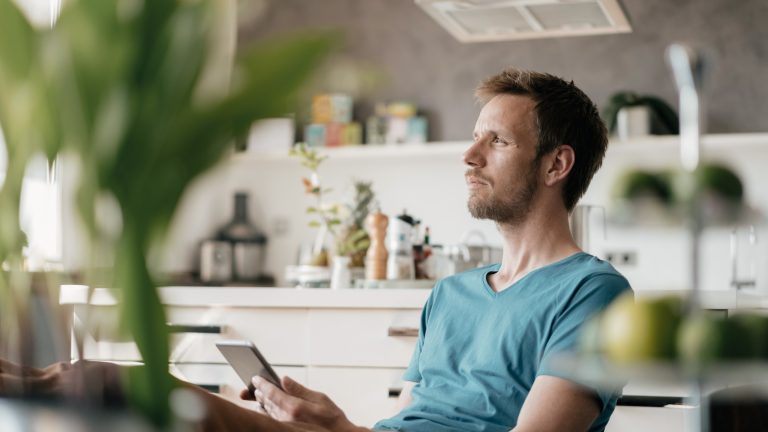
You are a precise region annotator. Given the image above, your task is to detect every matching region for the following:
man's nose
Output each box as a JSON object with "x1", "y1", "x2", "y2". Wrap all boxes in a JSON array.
[{"x1": 462, "y1": 140, "x2": 485, "y2": 168}]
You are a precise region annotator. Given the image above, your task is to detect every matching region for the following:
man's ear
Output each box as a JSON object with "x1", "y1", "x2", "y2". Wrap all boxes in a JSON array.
[{"x1": 542, "y1": 145, "x2": 575, "y2": 187}]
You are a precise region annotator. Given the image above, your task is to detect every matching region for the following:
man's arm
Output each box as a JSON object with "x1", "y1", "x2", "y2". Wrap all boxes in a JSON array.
[{"x1": 512, "y1": 375, "x2": 600, "y2": 432}]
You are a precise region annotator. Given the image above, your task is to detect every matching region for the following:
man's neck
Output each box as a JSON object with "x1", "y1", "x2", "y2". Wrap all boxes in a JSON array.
[{"x1": 488, "y1": 204, "x2": 581, "y2": 293}]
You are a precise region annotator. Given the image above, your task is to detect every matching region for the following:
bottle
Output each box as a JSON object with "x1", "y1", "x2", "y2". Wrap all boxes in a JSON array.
[
  {"x1": 423, "y1": 226, "x2": 432, "y2": 259},
  {"x1": 414, "y1": 226, "x2": 432, "y2": 279},
  {"x1": 386, "y1": 211, "x2": 415, "y2": 280},
  {"x1": 218, "y1": 192, "x2": 267, "y2": 281}
]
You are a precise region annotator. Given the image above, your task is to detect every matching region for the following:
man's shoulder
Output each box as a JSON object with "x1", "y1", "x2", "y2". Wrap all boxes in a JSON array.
[
  {"x1": 559, "y1": 254, "x2": 632, "y2": 303},
  {"x1": 561, "y1": 253, "x2": 629, "y2": 284}
]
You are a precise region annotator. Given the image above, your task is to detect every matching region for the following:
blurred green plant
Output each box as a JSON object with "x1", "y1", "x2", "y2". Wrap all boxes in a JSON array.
[{"x1": 0, "y1": 0, "x2": 334, "y2": 425}]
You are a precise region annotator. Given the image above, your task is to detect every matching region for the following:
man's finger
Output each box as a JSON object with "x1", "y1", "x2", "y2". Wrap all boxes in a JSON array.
[
  {"x1": 240, "y1": 387, "x2": 255, "y2": 400},
  {"x1": 282, "y1": 376, "x2": 323, "y2": 403},
  {"x1": 252, "y1": 376, "x2": 290, "y2": 405},
  {"x1": 253, "y1": 376, "x2": 301, "y2": 421}
]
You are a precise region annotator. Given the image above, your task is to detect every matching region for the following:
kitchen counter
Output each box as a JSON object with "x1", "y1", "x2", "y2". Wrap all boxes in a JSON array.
[
  {"x1": 60, "y1": 285, "x2": 768, "y2": 310},
  {"x1": 59, "y1": 285, "x2": 431, "y2": 309}
]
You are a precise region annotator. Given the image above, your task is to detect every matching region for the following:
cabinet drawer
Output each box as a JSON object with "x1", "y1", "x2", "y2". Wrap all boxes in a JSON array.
[
  {"x1": 606, "y1": 405, "x2": 695, "y2": 432},
  {"x1": 308, "y1": 309, "x2": 421, "y2": 367},
  {"x1": 171, "y1": 363, "x2": 306, "y2": 405},
  {"x1": 307, "y1": 366, "x2": 406, "y2": 428},
  {"x1": 80, "y1": 306, "x2": 309, "y2": 365}
]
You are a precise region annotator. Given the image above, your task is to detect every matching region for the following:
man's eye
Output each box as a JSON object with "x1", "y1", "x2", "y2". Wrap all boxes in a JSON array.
[{"x1": 492, "y1": 137, "x2": 506, "y2": 145}]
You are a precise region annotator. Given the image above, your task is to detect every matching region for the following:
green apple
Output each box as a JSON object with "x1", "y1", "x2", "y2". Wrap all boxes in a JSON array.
[
  {"x1": 677, "y1": 313, "x2": 754, "y2": 369},
  {"x1": 601, "y1": 294, "x2": 683, "y2": 363},
  {"x1": 729, "y1": 313, "x2": 768, "y2": 359}
]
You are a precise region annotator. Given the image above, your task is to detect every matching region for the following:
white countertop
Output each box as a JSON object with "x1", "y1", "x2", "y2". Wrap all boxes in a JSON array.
[
  {"x1": 59, "y1": 285, "x2": 768, "y2": 310},
  {"x1": 59, "y1": 285, "x2": 432, "y2": 309}
]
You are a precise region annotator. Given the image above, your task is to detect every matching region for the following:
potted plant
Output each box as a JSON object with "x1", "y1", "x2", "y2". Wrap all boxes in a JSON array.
[
  {"x1": 602, "y1": 91, "x2": 680, "y2": 139},
  {"x1": 289, "y1": 145, "x2": 375, "y2": 287},
  {"x1": 0, "y1": 0, "x2": 334, "y2": 426}
]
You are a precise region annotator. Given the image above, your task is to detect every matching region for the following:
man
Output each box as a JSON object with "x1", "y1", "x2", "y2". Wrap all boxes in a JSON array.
[
  {"x1": 245, "y1": 67, "x2": 631, "y2": 432},
  {"x1": 0, "y1": 67, "x2": 630, "y2": 432}
]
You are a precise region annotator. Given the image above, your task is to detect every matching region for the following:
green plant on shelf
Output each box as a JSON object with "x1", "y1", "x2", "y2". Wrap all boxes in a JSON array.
[
  {"x1": 290, "y1": 145, "x2": 375, "y2": 267},
  {"x1": 602, "y1": 91, "x2": 680, "y2": 135}
]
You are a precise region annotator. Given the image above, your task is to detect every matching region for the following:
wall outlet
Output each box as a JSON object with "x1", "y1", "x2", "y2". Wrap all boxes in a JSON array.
[{"x1": 604, "y1": 250, "x2": 637, "y2": 266}]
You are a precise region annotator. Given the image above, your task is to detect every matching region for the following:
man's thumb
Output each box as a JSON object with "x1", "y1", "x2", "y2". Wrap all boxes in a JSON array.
[{"x1": 282, "y1": 376, "x2": 317, "y2": 400}]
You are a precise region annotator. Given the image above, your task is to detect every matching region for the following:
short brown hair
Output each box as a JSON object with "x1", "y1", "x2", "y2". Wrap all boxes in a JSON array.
[{"x1": 476, "y1": 68, "x2": 608, "y2": 212}]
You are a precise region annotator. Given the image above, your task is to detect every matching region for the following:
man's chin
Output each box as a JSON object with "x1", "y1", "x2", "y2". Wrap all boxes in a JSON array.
[{"x1": 467, "y1": 199, "x2": 495, "y2": 220}]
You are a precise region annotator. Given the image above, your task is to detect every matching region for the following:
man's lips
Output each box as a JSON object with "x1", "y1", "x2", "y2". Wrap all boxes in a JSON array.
[{"x1": 466, "y1": 176, "x2": 490, "y2": 187}]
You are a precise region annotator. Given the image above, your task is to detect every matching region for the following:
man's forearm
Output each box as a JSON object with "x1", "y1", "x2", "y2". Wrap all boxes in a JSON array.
[{"x1": 186, "y1": 384, "x2": 373, "y2": 432}]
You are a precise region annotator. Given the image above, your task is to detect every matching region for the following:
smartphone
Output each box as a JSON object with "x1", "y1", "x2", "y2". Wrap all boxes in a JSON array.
[{"x1": 215, "y1": 339, "x2": 283, "y2": 391}]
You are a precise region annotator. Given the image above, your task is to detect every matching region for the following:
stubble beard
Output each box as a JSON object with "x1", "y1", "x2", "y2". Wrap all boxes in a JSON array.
[{"x1": 467, "y1": 165, "x2": 539, "y2": 226}]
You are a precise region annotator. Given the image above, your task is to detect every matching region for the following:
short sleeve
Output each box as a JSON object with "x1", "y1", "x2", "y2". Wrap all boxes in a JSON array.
[
  {"x1": 402, "y1": 282, "x2": 439, "y2": 382},
  {"x1": 538, "y1": 273, "x2": 632, "y2": 410}
]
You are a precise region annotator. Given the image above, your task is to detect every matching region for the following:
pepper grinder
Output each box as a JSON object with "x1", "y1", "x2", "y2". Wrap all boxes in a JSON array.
[{"x1": 365, "y1": 211, "x2": 388, "y2": 280}]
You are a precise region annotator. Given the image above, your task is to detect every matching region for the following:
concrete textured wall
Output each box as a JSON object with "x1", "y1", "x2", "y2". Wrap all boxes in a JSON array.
[{"x1": 239, "y1": 0, "x2": 768, "y2": 140}]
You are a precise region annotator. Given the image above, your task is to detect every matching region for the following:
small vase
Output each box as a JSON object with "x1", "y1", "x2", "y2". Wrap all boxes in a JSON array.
[{"x1": 330, "y1": 256, "x2": 352, "y2": 289}]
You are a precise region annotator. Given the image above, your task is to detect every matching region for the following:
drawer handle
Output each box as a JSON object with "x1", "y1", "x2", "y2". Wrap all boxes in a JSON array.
[
  {"x1": 388, "y1": 388, "x2": 402, "y2": 398},
  {"x1": 387, "y1": 326, "x2": 419, "y2": 337},
  {"x1": 167, "y1": 324, "x2": 224, "y2": 334},
  {"x1": 196, "y1": 383, "x2": 222, "y2": 394},
  {"x1": 617, "y1": 396, "x2": 684, "y2": 407}
]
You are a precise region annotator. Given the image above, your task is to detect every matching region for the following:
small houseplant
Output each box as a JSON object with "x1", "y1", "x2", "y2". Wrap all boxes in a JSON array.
[
  {"x1": 0, "y1": 0, "x2": 334, "y2": 425},
  {"x1": 603, "y1": 91, "x2": 680, "y2": 136},
  {"x1": 290, "y1": 145, "x2": 374, "y2": 270}
]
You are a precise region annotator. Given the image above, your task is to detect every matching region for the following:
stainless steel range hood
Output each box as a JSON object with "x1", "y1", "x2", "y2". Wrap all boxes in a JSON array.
[{"x1": 415, "y1": 0, "x2": 632, "y2": 43}]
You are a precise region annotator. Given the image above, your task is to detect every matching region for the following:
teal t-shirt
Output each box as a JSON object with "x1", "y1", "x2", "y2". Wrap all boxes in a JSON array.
[{"x1": 374, "y1": 252, "x2": 631, "y2": 432}]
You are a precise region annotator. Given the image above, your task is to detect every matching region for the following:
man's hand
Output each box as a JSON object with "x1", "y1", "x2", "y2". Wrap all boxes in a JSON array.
[
  {"x1": 0, "y1": 358, "x2": 123, "y2": 402},
  {"x1": 242, "y1": 375, "x2": 368, "y2": 432}
]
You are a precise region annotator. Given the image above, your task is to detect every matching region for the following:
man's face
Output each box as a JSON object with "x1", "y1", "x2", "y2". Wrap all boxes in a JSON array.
[{"x1": 464, "y1": 94, "x2": 541, "y2": 224}]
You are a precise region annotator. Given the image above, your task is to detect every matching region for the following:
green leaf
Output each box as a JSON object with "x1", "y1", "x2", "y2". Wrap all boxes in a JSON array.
[
  {"x1": 306, "y1": 206, "x2": 318, "y2": 213},
  {"x1": 308, "y1": 220, "x2": 322, "y2": 228},
  {"x1": 0, "y1": 0, "x2": 36, "y2": 80}
]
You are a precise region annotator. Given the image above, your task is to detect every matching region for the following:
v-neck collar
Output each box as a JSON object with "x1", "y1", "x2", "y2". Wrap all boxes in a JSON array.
[{"x1": 482, "y1": 252, "x2": 588, "y2": 297}]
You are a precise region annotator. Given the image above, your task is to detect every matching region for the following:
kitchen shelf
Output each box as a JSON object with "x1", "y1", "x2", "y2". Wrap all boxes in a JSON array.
[
  {"x1": 230, "y1": 141, "x2": 470, "y2": 162},
  {"x1": 230, "y1": 133, "x2": 768, "y2": 163}
]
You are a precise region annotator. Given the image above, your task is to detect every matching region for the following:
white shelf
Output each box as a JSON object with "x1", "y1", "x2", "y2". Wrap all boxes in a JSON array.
[
  {"x1": 231, "y1": 133, "x2": 768, "y2": 163},
  {"x1": 231, "y1": 141, "x2": 470, "y2": 162}
]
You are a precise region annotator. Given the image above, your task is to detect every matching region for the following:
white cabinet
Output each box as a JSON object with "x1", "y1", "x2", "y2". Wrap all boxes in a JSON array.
[
  {"x1": 67, "y1": 286, "x2": 718, "y2": 430},
  {"x1": 308, "y1": 308, "x2": 421, "y2": 368},
  {"x1": 69, "y1": 287, "x2": 426, "y2": 428},
  {"x1": 607, "y1": 405, "x2": 695, "y2": 432}
]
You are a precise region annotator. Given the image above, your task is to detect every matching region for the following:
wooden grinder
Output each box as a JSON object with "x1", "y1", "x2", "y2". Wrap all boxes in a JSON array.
[{"x1": 365, "y1": 211, "x2": 388, "y2": 280}]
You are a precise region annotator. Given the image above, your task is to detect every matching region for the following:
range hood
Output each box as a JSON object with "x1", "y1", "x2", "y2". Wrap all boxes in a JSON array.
[{"x1": 415, "y1": 0, "x2": 632, "y2": 43}]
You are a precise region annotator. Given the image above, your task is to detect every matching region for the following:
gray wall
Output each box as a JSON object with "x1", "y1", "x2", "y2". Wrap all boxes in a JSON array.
[{"x1": 239, "y1": 0, "x2": 768, "y2": 141}]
